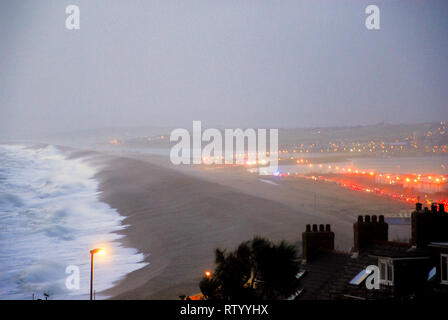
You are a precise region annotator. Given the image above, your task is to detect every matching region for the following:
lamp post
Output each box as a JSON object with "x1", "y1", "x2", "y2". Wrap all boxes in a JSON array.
[{"x1": 90, "y1": 248, "x2": 104, "y2": 300}]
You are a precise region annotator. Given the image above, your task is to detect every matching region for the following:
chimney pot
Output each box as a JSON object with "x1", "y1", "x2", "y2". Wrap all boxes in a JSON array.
[
  {"x1": 416, "y1": 202, "x2": 423, "y2": 211},
  {"x1": 325, "y1": 224, "x2": 331, "y2": 232},
  {"x1": 302, "y1": 222, "x2": 335, "y2": 261},
  {"x1": 412, "y1": 202, "x2": 448, "y2": 247},
  {"x1": 372, "y1": 215, "x2": 378, "y2": 223},
  {"x1": 353, "y1": 215, "x2": 388, "y2": 252},
  {"x1": 431, "y1": 203, "x2": 438, "y2": 213},
  {"x1": 358, "y1": 215, "x2": 363, "y2": 223},
  {"x1": 306, "y1": 224, "x2": 311, "y2": 232}
]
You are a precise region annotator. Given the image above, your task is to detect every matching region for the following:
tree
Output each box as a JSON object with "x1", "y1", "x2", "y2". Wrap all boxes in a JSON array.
[{"x1": 199, "y1": 236, "x2": 301, "y2": 300}]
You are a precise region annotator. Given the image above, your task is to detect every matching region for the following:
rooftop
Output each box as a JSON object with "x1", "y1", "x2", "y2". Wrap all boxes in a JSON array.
[{"x1": 297, "y1": 205, "x2": 448, "y2": 300}]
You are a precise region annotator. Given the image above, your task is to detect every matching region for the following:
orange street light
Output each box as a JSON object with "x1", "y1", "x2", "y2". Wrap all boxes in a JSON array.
[
  {"x1": 205, "y1": 270, "x2": 212, "y2": 278},
  {"x1": 90, "y1": 248, "x2": 105, "y2": 300}
]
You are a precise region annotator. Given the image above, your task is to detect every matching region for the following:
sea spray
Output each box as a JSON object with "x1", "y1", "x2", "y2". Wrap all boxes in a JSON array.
[{"x1": 0, "y1": 144, "x2": 147, "y2": 299}]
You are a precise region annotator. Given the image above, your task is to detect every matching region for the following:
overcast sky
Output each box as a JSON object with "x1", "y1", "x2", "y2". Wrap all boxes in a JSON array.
[{"x1": 0, "y1": 0, "x2": 447, "y2": 137}]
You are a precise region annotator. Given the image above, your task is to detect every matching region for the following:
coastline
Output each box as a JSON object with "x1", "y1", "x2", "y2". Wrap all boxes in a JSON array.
[
  {"x1": 71, "y1": 148, "x2": 411, "y2": 299},
  {"x1": 0, "y1": 144, "x2": 148, "y2": 299}
]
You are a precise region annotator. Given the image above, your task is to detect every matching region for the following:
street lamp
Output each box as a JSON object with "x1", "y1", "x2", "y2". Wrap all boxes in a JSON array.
[
  {"x1": 90, "y1": 248, "x2": 105, "y2": 300},
  {"x1": 204, "y1": 270, "x2": 212, "y2": 278}
]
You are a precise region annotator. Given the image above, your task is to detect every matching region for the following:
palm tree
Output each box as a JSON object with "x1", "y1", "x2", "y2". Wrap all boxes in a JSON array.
[{"x1": 200, "y1": 236, "x2": 301, "y2": 300}]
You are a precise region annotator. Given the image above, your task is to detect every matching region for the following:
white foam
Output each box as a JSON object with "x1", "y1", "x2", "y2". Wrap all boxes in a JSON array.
[{"x1": 0, "y1": 145, "x2": 147, "y2": 300}]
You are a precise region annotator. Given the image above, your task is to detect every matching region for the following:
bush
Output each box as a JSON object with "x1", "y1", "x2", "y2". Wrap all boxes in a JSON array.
[{"x1": 200, "y1": 236, "x2": 301, "y2": 300}]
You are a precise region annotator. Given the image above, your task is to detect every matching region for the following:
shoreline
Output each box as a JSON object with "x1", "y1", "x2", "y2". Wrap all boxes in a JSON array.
[
  {"x1": 1, "y1": 143, "x2": 413, "y2": 299},
  {"x1": 77, "y1": 148, "x2": 411, "y2": 299}
]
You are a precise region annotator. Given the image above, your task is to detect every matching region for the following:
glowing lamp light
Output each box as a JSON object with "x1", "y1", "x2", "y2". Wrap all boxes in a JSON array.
[
  {"x1": 90, "y1": 248, "x2": 105, "y2": 255},
  {"x1": 89, "y1": 247, "x2": 106, "y2": 301},
  {"x1": 205, "y1": 270, "x2": 212, "y2": 278}
]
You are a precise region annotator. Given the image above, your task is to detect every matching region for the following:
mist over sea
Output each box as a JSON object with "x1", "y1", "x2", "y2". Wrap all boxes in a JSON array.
[{"x1": 0, "y1": 144, "x2": 147, "y2": 299}]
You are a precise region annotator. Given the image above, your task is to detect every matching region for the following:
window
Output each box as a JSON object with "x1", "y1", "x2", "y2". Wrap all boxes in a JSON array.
[
  {"x1": 378, "y1": 258, "x2": 394, "y2": 285},
  {"x1": 287, "y1": 288, "x2": 304, "y2": 300},
  {"x1": 349, "y1": 269, "x2": 370, "y2": 286},
  {"x1": 427, "y1": 266, "x2": 436, "y2": 281},
  {"x1": 442, "y1": 254, "x2": 448, "y2": 285},
  {"x1": 296, "y1": 270, "x2": 307, "y2": 280},
  {"x1": 387, "y1": 263, "x2": 393, "y2": 282}
]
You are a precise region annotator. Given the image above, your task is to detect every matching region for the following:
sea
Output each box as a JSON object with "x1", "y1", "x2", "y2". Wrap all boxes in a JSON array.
[{"x1": 0, "y1": 144, "x2": 147, "y2": 300}]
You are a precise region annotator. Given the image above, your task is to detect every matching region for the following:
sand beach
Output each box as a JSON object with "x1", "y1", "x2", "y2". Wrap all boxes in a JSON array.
[{"x1": 68, "y1": 150, "x2": 412, "y2": 299}]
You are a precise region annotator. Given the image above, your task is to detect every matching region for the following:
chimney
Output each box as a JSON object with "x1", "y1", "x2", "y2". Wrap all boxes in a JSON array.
[
  {"x1": 415, "y1": 202, "x2": 423, "y2": 212},
  {"x1": 412, "y1": 202, "x2": 448, "y2": 247},
  {"x1": 431, "y1": 203, "x2": 438, "y2": 213},
  {"x1": 302, "y1": 224, "x2": 335, "y2": 262},
  {"x1": 353, "y1": 215, "x2": 388, "y2": 252}
]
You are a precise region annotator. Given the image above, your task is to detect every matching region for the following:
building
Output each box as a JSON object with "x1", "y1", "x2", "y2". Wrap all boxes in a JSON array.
[{"x1": 296, "y1": 203, "x2": 448, "y2": 300}]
